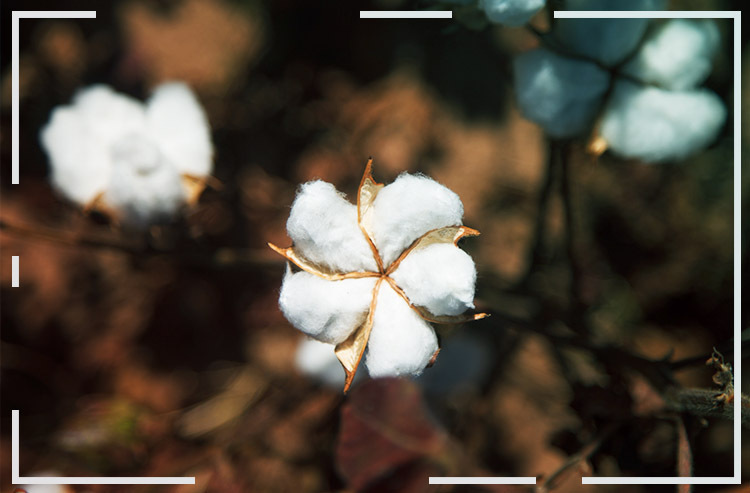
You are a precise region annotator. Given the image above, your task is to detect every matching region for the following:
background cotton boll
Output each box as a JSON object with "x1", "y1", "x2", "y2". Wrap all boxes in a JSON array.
[
  {"x1": 295, "y1": 337, "x2": 366, "y2": 387},
  {"x1": 146, "y1": 82, "x2": 213, "y2": 177},
  {"x1": 279, "y1": 268, "x2": 377, "y2": 344},
  {"x1": 40, "y1": 107, "x2": 111, "y2": 205},
  {"x1": 600, "y1": 80, "x2": 727, "y2": 163},
  {"x1": 365, "y1": 282, "x2": 438, "y2": 378},
  {"x1": 479, "y1": 0, "x2": 545, "y2": 27},
  {"x1": 287, "y1": 181, "x2": 378, "y2": 273},
  {"x1": 104, "y1": 135, "x2": 187, "y2": 226},
  {"x1": 72, "y1": 85, "x2": 146, "y2": 142},
  {"x1": 370, "y1": 174, "x2": 464, "y2": 267},
  {"x1": 513, "y1": 48, "x2": 610, "y2": 138},
  {"x1": 620, "y1": 20, "x2": 721, "y2": 91},
  {"x1": 553, "y1": 0, "x2": 666, "y2": 66},
  {"x1": 390, "y1": 243, "x2": 476, "y2": 316}
]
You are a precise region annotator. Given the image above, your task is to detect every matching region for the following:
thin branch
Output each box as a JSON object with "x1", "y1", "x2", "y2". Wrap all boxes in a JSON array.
[
  {"x1": 663, "y1": 387, "x2": 750, "y2": 429},
  {"x1": 536, "y1": 423, "x2": 618, "y2": 492},
  {"x1": 520, "y1": 140, "x2": 557, "y2": 286},
  {"x1": 675, "y1": 416, "x2": 692, "y2": 493}
]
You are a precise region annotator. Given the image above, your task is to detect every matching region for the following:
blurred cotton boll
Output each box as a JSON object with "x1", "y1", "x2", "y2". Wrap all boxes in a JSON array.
[
  {"x1": 479, "y1": 0, "x2": 545, "y2": 27},
  {"x1": 513, "y1": 47, "x2": 610, "y2": 138},
  {"x1": 620, "y1": 19, "x2": 721, "y2": 91},
  {"x1": 40, "y1": 82, "x2": 213, "y2": 228},
  {"x1": 553, "y1": 0, "x2": 667, "y2": 66},
  {"x1": 599, "y1": 80, "x2": 726, "y2": 163},
  {"x1": 295, "y1": 337, "x2": 364, "y2": 388}
]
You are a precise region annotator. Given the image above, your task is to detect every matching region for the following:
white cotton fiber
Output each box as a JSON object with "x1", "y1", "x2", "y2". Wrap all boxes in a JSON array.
[
  {"x1": 390, "y1": 243, "x2": 476, "y2": 316},
  {"x1": 365, "y1": 282, "x2": 438, "y2": 377},
  {"x1": 279, "y1": 268, "x2": 377, "y2": 344},
  {"x1": 287, "y1": 181, "x2": 379, "y2": 273},
  {"x1": 600, "y1": 80, "x2": 726, "y2": 163},
  {"x1": 621, "y1": 19, "x2": 720, "y2": 91},
  {"x1": 146, "y1": 82, "x2": 214, "y2": 177},
  {"x1": 553, "y1": 0, "x2": 666, "y2": 66},
  {"x1": 40, "y1": 83, "x2": 214, "y2": 226},
  {"x1": 40, "y1": 106, "x2": 111, "y2": 205},
  {"x1": 71, "y1": 85, "x2": 146, "y2": 142},
  {"x1": 514, "y1": 48, "x2": 610, "y2": 138},
  {"x1": 370, "y1": 173, "x2": 464, "y2": 268},
  {"x1": 479, "y1": 0, "x2": 545, "y2": 27},
  {"x1": 295, "y1": 337, "x2": 348, "y2": 387},
  {"x1": 104, "y1": 135, "x2": 187, "y2": 226}
]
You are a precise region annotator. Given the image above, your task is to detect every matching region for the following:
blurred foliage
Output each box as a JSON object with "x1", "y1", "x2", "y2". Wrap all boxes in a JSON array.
[{"x1": 0, "y1": 0, "x2": 743, "y2": 492}]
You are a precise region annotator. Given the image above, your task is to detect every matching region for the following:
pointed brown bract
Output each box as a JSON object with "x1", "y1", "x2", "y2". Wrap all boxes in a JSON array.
[
  {"x1": 386, "y1": 225, "x2": 480, "y2": 275},
  {"x1": 267, "y1": 243, "x2": 379, "y2": 281},
  {"x1": 335, "y1": 279, "x2": 383, "y2": 393},
  {"x1": 385, "y1": 277, "x2": 488, "y2": 325},
  {"x1": 182, "y1": 173, "x2": 223, "y2": 206},
  {"x1": 357, "y1": 158, "x2": 385, "y2": 273}
]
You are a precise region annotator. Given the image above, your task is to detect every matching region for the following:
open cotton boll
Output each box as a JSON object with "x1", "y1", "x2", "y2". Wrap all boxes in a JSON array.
[
  {"x1": 620, "y1": 20, "x2": 720, "y2": 91},
  {"x1": 600, "y1": 80, "x2": 726, "y2": 163},
  {"x1": 146, "y1": 82, "x2": 213, "y2": 177},
  {"x1": 40, "y1": 107, "x2": 111, "y2": 205},
  {"x1": 104, "y1": 135, "x2": 187, "y2": 226},
  {"x1": 365, "y1": 282, "x2": 438, "y2": 377},
  {"x1": 514, "y1": 48, "x2": 610, "y2": 138},
  {"x1": 279, "y1": 267, "x2": 377, "y2": 344},
  {"x1": 370, "y1": 174, "x2": 464, "y2": 268},
  {"x1": 390, "y1": 243, "x2": 476, "y2": 316},
  {"x1": 553, "y1": 0, "x2": 666, "y2": 66},
  {"x1": 71, "y1": 85, "x2": 146, "y2": 142},
  {"x1": 287, "y1": 181, "x2": 378, "y2": 273},
  {"x1": 479, "y1": 0, "x2": 545, "y2": 27}
]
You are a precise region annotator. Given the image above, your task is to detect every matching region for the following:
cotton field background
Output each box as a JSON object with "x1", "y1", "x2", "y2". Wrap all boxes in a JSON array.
[{"x1": 0, "y1": 0, "x2": 745, "y2": 492}]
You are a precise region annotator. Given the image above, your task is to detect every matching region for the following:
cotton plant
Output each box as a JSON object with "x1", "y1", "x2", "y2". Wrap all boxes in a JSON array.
[
  {"x1": 40, "y1": 82, "x2": 214, "y2": 227},
  {"x1": 270, "y1": 160, "x2": 486, "y2": 392},
  {"x1": 513, "y1": 1, "x2": 726, "y2": 163}
]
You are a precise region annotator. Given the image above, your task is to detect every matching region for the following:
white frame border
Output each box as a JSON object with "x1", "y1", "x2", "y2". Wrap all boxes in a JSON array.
[
  {"x1": 551, "y1": 8, "x2": 741, "y2": 487},
  {"x1": 10, "y1": 10, "x2": 194, "y2": 486}
]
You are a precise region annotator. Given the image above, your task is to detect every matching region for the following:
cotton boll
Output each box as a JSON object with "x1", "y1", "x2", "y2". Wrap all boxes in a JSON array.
[
  {"x1": 287, "y1": 181, "x2": 379, "y2": 273},
  {"x1": 370, "y1": 174, "x2": 464, "y2": 267},
  {"x1": 147, "y1": 82, "x2": 213, "y2": 177},
  {"x1": 40, "y1": 107, "x2": 111, "y2": 205},
  {"x1": 279, "y1": 268, "x2": 377, "y2": 344},
  {"x1": 479, "y1": 0, "x2": 545, "y2": 27},
  {"x1": 620, "y1": 19, "x2": 720, "y2": 90},
  {"x1": 514, "y1": 48, "x2": 610, "y2": 138},
  {"x1": 553, "y1": 0, "x2": 667, "y2": 66},
  {"x1": 365, "y1": 282, "x2": 438, "y2": 377},
  {"x1": 104, "y1": 134, "x2": 187, "y2": 226},
  {"x1": 600, "y1": 80, "x2": 726, "y2": 163},
  {"x1": 71, "y1": 85, "x2": 146, "y2": 142},
  {"x1": 390, "y1": 243, "x2": 476, "y2": 316}
]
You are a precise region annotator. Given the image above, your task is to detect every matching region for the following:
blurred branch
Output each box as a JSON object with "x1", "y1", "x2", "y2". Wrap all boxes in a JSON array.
[
  {"x1": 520, "y1": 140, "x2": 557, "y2": 286},
  {"x1": 663, "y1": 387, "x2": 750, "y2": 429},
  {"x1": 675, "y1": 416, "x2": 692, "y2": 493},
  {"x1": 536, "y1": 423, "x2": 618, "y2": 493},
  {"x1": 0, "y1": 218, "x2": 282, "y2": 269}
]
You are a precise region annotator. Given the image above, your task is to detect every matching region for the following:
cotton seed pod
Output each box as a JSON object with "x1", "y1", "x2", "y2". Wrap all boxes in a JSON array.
[
  {"x1": 599, "y1": 79, "x2": 726, "y2": 163},
  {"x1": 620, "y1": 19, "x2": 721, "y2": 91},
  {"x1": 552, "y1": 0, "x2": 667, "y2": 67},
  {"x1": 514, "y1": 47, "x2": 610, "y2": 138},
  {"x1": 40, "y1": 82, "x2": 214, "y2": 227}
]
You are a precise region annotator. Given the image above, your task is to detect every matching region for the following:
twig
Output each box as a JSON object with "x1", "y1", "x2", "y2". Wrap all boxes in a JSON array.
[
  {"x1": 675, "y1": 416, "x2": 692, "y2": 493},
  {"x1": 663, "y1": 387, "x2": 750, "y2": 429},
  {"x1": 536, "y1": 423, "x2": 618, "y2": 492},
  {"x1": 520, "y1": 140, "x2": 557, "y2": 286}
]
